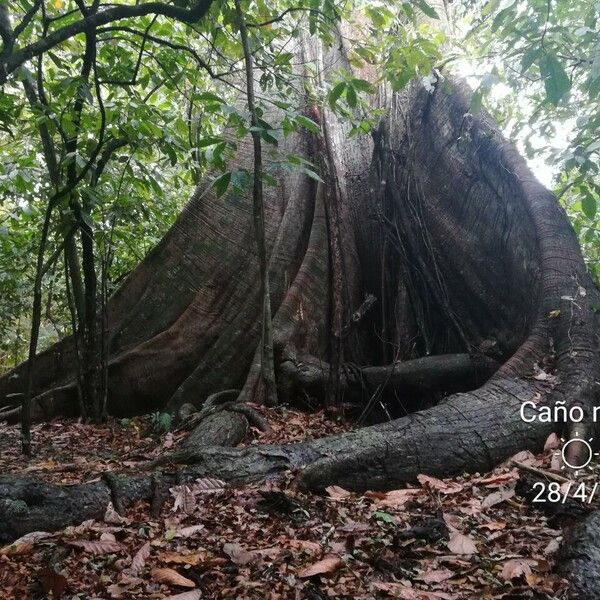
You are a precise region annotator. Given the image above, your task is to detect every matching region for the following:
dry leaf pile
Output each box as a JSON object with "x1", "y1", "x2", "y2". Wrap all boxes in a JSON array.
[{"x1": 0, "y1": 411, "x2": 587, "y2": 598}]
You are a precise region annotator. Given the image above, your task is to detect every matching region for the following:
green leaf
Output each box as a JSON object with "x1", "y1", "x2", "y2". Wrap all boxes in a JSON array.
[
  {"x1": 163, "y1": 143, "x2": 177, "y2": 166},
  {"x1": 231, "y1": 169, "x2": 250, "y2": 192},
  {"x1": 259, "y1": 129, "x2": 278, "y2": 146},
  {"x1": 194, "y1": 91, "x2": 226, "y2": 104},
  {"x1": 470, "y1": 88, "x2": 484, "y2": 114},
  {"x1": 354, "y1": 46, "x2": 376, "y2": 63},
  {"x1": 538, "y1": 53, "x2": 570, "y2": 106},
  {"x1": 274, "y1": 52, "x2": 294, "y2": 66},
  {"x1": 582, "y1": 193, "x2": 597, "y2": 219},
  {"x1": 481, "y1": 0, "x2": 501, "y2": 16},
  {"x1": 294, "y1": 115, "x2": 320, "y2": 134},
  {"x1": 351, "y1": 78, "x2": 374, "y2": 93},
  {"x1": 262, "y1": 173, "x2": 278, "y2": 187},
  {"x1": 213, "y1": 171, "x2": 231, "y2": 197},
  {"x1": 402, "y1": 2, "x2": 416, "y2": 21},
  {"x1": 589, "y1": 75, "x2": 600, "y2": 98},
  {"x1": 79, "y1": 82, "x2": 94, "y2": 105},
  {"x1": 591, "y1": 41, "x2": 600, "y2": 82},
  {"x1": 373, "y1": 511, "x2": 395, "y2": 524},
  {"x1": 301, "y1": 167, "x2": 324, "y2": 183},
  {"x1": 346, "y1": 84, "x2": 357, "y2": 108},
  {"x1": 586, "y1": 140, "x2": 600, "y2": 154},
  {"x1": 158, "y1": 412, "x2": 172, "y2": 432},
  {"x1": 491, "y1": 6, "x2": 514, "y2": 33},
  {"x1": 328, "y1": 82, "x2": 346, "y2": 109},
  {"x1": 413, "y1": 0, "x2": 439, "y2": 19},
  {"x1": 47, "y1": 52, "x2": 64, "y2": 68},
  {"x1": 521, "y1": 47, "x2": 541, "y2": 73},
  {"x1": 80, "y1": 210, "x2": 94, "y2": 229},
  {"x1": 197, "y1": 136, "x2": 223, "y2": 148}
]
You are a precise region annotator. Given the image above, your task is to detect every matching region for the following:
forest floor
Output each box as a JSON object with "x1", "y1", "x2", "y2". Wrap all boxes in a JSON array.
[{"x1": 0, "y1": 405, "x2": 587, "y2": 599}]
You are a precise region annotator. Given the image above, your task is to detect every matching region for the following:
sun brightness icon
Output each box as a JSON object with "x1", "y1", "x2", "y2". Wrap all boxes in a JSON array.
[{"x1": 555, "y1": 431, "x2": 600, "y2": 477}]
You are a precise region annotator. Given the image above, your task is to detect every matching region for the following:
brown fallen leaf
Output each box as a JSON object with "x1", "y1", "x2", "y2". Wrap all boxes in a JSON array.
[
  {"x1": 107, "y1": 576, "x2": 143, "y2": 599},
  {"x1": 544, "y1": 432, "x2": 561, "y2": 451},
  {"x1": 107, "y1": 583, "x2": 130, "y2": 599},
  {"x1": 544, "y1": 538, "x2": 561, "y2": 555},
  {"x1": 482, "y1": 486, "x2": 515, "y2": 508},
  {"x1": 170, "y1": 485, "x2": 196, "y2": 515},
  {"x1": 479, "y1": 521, "x2": 506, "y2": 531},
  {"x1": 104, "y1": 501, "x2": 128, "y2": 525},
  {"x1": 130, "y1": 542, "x2": 151, "y2": 575},
  {"x1": 255, "y1": 546, "x2": 282, "y2": 561},
  {"x1": 418, "y1": 568, "x2": 454, "y2": 584},
  {"x1": 325, "y1": 485, "x2": 351, "y2": 499},
  {"x1": 38, "y1": 567, "x2": 68, "y2": 599},
  {"x1": 476, "y1": 470, "x2": 518, "y2": 487},
  {"x1": 67, "y1": 539, "x2": 122, "y2": 555},
  {"x1": 339, "y1": 520, "x2": 369, "y2": 533},
  {"x1": 442, "y1": 512, "x2": 462, "y2": 532},
  {"x1": 24, "y1": 459, "x2": 57, "y2": 472},
  {"x1": 68, "y1": 519, "x2": 95, "y2": 535},
  {"x1": 374, "y1": 488, "x2": 422, "y2": 508},
  {"x1": 551, "y1": 452, "x2": 562, "y2": 471},
  {"x1": 364, "y1": 490, "x2": 387, "y2": 500},
  {"x1": 297, "y1": 553, "x2": 343, "y2": 578},
  {"x1": 372, "y1": 582, "x2": 453, "y2": 599},
  {"x1": 151, "y1": 567, "x2": 196, "y2": 588},
  {"x1": 447, "y1": 531, "x2": 477, "y2": 555},
  {"x1": 1, "y1": 530, "x2": 52, "y2": 556},
  {"x1": 165, "y1": 591, "x2": 203, "y2": 600},
  {"x1": 175, "y1": 524, "x2": 205, "y2": 538},
  {"x1": 162, "y1": 551, "x2": 206, "y2": 566},
  {"x1": 193, "y1": 477, "x2": 226, "y2": 493},
  {"x1": 508, "y1": 450, "x2": 537, "y2": 466},
  {"x1": 371, "y1": 582, "x2": 413, "y2": 597},
  {"x1": 0, "y1": 541, "x2": 33, "y2": 556},
  {"x1": 501, "y1": 558, "x2": 534, "y2": 581},
  {"x1": 417, "y1": 474, "x2": 463, "y2": 494},
  {"x1": 288, "y1": 539, "x2": 321, "y2": 553},
  {"x1": 223, "y1": 542, "x2": 257, "y2": 566}
]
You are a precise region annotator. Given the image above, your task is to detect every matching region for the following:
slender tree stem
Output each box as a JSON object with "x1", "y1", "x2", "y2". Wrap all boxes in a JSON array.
[{"x1": 234, "y1": 0, "x2": 278, "y2": 406}]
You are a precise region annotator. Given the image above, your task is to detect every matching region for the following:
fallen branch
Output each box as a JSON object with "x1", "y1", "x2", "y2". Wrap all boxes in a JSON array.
[{"x1": 512, "y1": 460, "x2": 570, "y2": 484}]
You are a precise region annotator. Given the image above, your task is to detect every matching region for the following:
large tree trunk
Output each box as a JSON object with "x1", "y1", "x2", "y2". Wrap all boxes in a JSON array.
[{"x1": 1, "y1": 34, "x2": 599, "y2": 565}]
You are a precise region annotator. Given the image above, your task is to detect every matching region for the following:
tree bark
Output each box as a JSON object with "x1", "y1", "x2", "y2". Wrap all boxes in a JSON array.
[{"x1": 558, "y1": 512, "x2": 600, "y2": 599}]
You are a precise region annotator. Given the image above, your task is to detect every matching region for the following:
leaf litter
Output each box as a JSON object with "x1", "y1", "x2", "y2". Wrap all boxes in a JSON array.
[{"x1": 0, "y1": 412, "x2": 581, "y2": 598}]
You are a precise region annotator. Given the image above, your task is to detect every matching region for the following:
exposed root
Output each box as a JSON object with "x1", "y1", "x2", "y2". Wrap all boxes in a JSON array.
[
  {"x1": 0, "y1": 406, "x2": 20, "y2": 421},
  {"x1": 558, "y1": 511, "x2": 600, "y2": 599},
  {"x1": 517, "y1": 471, "x2": 600, "y2": 599},
  {"x1": 279, "y1": 352, "x2": 499, "y2": 409}
]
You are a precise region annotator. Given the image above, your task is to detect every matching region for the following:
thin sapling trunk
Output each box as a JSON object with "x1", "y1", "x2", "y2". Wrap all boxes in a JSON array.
[{"x1": 235, "y1": 0, "x2": 278, "y2": 407}]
